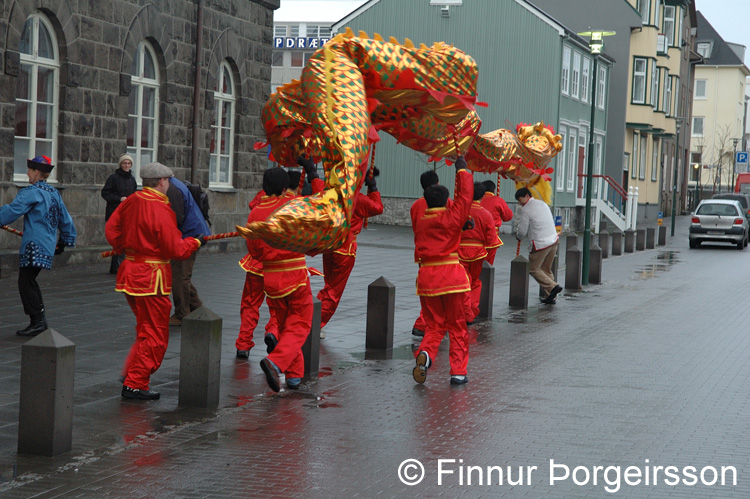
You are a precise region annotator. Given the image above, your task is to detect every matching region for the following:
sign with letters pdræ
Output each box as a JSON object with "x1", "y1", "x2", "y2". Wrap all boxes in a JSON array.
[{"x1": 274, "y1": 37, "x2": 331, "y2": 50}]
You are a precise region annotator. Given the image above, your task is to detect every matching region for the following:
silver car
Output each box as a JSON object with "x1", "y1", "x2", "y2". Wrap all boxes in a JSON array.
[{"x1": 689, "y1": 199, "x2": 749, "y2": 249}]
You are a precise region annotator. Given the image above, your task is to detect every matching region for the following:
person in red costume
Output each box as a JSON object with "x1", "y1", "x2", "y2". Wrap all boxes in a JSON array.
[
  {"x1": 412, "y1": 157, "x2": 473, "y2": 386},
  {"x1": 317, "y1": 167, "x2": 383, "y2": 333},
  {"x1": 235, "y1": 161, "x2": 322, "y2": 359},
  {"x1": 409, "y1": 170, "x2": 452, "y2": 337},
  {"x1": 459, "y1": 182, "x2": 501, "y2": 324},
  {"x1": 480, "y1": 179, "x2": 513, "y2": 265},
  {"x1": 105, "y1": 162, "x2": 203, "y2": 400},
  {"x1": 247, "y1": 167, "x2": 314, "y2": 392}
]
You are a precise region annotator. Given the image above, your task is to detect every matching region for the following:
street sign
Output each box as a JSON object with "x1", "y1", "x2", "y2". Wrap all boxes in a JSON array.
[
  {"x1": 657, "y1": 211, "x2": 663, "y2": 226},
  {"x1": 737, "y1": 152, "x2": 749, "y2": 174},
  {"x1": 554, "y1": 215, "x2": 562, "y2": 234}
]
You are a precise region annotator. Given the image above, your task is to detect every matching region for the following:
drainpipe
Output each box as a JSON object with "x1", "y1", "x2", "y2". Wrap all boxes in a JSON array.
[{"x1": 190, "y1": 0, "x2": 204, "y2": 184}]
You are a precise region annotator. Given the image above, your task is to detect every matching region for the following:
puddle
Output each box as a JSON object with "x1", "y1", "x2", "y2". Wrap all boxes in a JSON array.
[
  {"x1": 349, "y1": 343, "x2": 416, "y2": 361},
  {"x1": 304, "y1": 392, "x2": 341, "y2": 409},
  {"x1": 633, "y1": 250, "x2": 681, "y2": 279},
  {"x1": 505, "y1": 306, "x2": 559, "y2": 324}
]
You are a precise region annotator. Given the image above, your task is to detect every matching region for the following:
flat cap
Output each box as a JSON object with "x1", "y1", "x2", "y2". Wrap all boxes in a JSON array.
[{"x1": 140, "y1": 162, "x2": 173, "y2": 179}]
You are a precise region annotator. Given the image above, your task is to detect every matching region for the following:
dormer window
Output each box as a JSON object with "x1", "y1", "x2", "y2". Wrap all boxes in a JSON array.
[{"x1": 697, "y1": 42, "x2": 713, "y2": 59}]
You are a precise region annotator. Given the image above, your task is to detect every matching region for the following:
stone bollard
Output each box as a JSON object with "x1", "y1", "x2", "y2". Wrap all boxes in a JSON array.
[
  {"x1": 589, "y1": 243, "x2": 603, "y2": 284},
  {"x1": 599, "y1": 229, "x2": 610, "y2": 259},
  {"x1": 611, "y1": 229, "x2": 623, "y2": 255},
  {"x1": 646, "y1": 227, "x2": 656, "y2": 249},
  {"x1": 478, "y1": 261, "x2": 495, "y2": 319},
  {"x1": 565, "y1": 244, "x2": 582, "y2": 291},
  {"x1": 179, "y1": 306, "x2": 222, "y2": 408},
  {"x1": 509, "y1": 255, "x2": 529, "y2": 308},
  {"x1": 539, "y1": 254, "x2": 559, "y2": 299},
  {"x1": 302, "y1": 298, "x2": 322, "y2": 381},
  {"x1": 18, "y1": 329, "x2": 75, "y2": 456},
  {"x1": 636, "y1": 228, "x2": 646, "y2": 250},
  {"x1": 658, "y1": 225, "x2": 667, "y2": 246},
  {"x1": 366, "y1": 276, "x2": 395, "y2": 350},
  {"x1": 624, "y1": 230, "x2": 635, "y2": 253},
  {"x1": 565, "y1": 233, "x2": 578, "y2": 254}
]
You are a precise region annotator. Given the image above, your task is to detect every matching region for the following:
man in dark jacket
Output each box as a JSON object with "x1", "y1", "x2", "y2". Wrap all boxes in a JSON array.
[
  {"x1": 166, "y1": 177, "x2": 211, "y2": 326},
  {"x1": 101, "y1": 154, "x2": 137, "y2": 273}
]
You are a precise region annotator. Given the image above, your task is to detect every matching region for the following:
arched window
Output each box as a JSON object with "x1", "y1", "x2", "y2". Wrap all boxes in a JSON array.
[
  {"x1": 209, "y1": 61, "x2": 235, "y2": 186},
  {"x1": 14, "y1": 14, "x2": 59, "y2": 182},
  {"x1": 127, "y1": 41, "x2": 159, "y2": 181}
]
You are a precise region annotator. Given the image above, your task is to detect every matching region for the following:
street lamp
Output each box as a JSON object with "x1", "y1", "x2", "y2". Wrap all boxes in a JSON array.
[
  {"x1": 671, "y1": 119, "x2": 681, "y2": 236},
  {"x1": 693, "y1": 162, "x2": 700, "y2": 210},
  {"x1": 578, "y1": 29, "x2": 615, "y2": 286},
  {"x1": 732, "y1": 137, "x2": 740, "y2": 189}
]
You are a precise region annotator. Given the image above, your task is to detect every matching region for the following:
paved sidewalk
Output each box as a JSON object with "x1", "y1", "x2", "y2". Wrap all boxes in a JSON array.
[{"x1": 1, "y1": 216, "x2": 749, "y2": 497}]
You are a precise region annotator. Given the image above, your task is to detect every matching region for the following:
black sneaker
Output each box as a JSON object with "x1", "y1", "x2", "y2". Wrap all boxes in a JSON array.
[
  {"x1": 450, "y1": 375, "x2": 468, "y2": 385},
  {"x1": 121, "y1": 385, "x2": 160, "y2": 400},
  {"x1": 413, "y1": 351, "x2": 429, "y2": 384},
  {"x1": 286, "y1": 377, "x2": 301, "y2": 390},
  {"x1": 264, "y1": 333, "x2": 278, "y2": 354},
  {"x1": 236, "y1": 349, "x2": 250, "y2": 359},
  {"x1": 260, "y1": 358, "x2": 281, "y2": 392},
  {"x1": 548, "y1": 285, "x2": 563, "y2": 301},
  {"x1": 411, "y1": 327, "x2": 425, "y2": 337}
]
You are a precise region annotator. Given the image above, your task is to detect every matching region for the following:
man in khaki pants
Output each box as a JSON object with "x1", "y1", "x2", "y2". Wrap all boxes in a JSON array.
[{"x1": 514, "y1": 188, "x2": 563, "y2": 304}]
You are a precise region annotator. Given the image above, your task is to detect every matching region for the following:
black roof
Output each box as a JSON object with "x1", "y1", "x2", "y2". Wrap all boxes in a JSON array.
[{"x1": 696, "y1": 10, "x2": 745, "y2": 66}]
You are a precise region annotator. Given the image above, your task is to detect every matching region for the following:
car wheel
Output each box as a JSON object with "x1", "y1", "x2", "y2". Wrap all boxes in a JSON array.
[
  {"x1": 689, "y1": 240, "x2": 698, "y2": 249},
  {"x1": 738, "y1": 240, "x2": 744, "y2": 250}
]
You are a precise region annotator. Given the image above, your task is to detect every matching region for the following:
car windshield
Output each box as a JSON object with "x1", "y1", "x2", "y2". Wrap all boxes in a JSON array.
[{"x1": 697, "y1": 204, "x2": 739, "y2": 216}]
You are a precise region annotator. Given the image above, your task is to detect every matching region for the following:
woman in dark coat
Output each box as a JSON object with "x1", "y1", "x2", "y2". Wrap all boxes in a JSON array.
[{"x1": 101, "y1": 153, "x2": 137, "y2": 273}]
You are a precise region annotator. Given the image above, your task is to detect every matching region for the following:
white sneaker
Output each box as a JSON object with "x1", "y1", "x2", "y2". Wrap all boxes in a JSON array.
[{"x1": 320, "y1": 329, "x2": 326, "y2": 339}]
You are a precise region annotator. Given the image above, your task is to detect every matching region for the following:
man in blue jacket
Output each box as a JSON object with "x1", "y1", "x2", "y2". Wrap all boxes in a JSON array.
[
  {"x1": 166, "y1": 177, "x2": 211, "y2": 326},
  {"x1": 0, "y1": 156, "x2": 77, "y2": 336}
]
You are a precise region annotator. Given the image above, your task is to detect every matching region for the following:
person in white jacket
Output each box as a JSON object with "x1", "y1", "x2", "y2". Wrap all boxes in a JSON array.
[{"x1": 514, "y1": 188, "x2": 563, "y2": 304}]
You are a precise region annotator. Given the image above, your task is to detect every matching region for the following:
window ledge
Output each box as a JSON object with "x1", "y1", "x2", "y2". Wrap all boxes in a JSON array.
[{"x1": 209, "y1": 186, "x2": 238, "y2": 193}]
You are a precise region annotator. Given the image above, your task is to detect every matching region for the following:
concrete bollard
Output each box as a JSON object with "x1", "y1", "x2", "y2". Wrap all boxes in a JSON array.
[
  {"x1": 302, "y1": 298, "x2": 321, "y2": 381},
  {"x1": 589, "y1": 243, "x2": 603, "y2": 284},
  {"x1": 658, "y1": 225, "x2": 667, "y2": 246},
  {"x1": 646, "y1": 227, "x2": 656, "y2": 249},
  {"x1": 565, "y1": 233, "x2": 578, "y2": 254},
  {"x1": 509, "y1": 255, "x2": 529, "y2": 308},
  {"x1": 179, "y1": 306, "x2": 222, "y2": 408},
  {"x1": 599, "y1": 229, "x2": 610, "y2": 259},
  {"x1": 636, "y1": 228, "x2": 646, "y2": 250},
  {"x1": 624, "y1": 230, "x2": 635, "y2": 253},
  {"x1": 366, "y1": 276, "x2": 395, "y2": 350},
  {"x1": 478, "y1": 261, "x2": 495, "y2": 319},
  {"x1": 565, "y1": 244, "x2": 582, "y2": 291},
  {"x1": 18, "y1": 329, "x2": 75, "y2": 456},
  {"x1": 611, "y1": 230, "x2": 623, "y2": 255}
]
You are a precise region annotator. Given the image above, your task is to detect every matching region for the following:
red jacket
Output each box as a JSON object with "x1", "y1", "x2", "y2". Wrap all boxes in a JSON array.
[
  {"x1": 412, "y1": 170, "x2": 473, "y2": 296},
  {"x1": 480, "y1": 192, "x2": 513, "y2": 228},
  {"x1": 334, "y1": 190, "x2": 383, "y2": 256},
  {"x1": 459, "y1": 201, "x2": 501, "y2": 262},
  {"x1": 106, "y1": 187, "x2": 200, "y2": 296}
]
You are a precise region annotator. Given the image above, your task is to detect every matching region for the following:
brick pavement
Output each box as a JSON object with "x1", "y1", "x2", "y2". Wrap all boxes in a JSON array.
[{"x1": 1, "y1": 217, "x2": 749, "y2": 497}]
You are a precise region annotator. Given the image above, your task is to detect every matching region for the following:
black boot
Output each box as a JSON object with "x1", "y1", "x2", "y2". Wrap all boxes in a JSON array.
[{"x1": 16, "y1": 313, "x2": 48, "y2": 337}]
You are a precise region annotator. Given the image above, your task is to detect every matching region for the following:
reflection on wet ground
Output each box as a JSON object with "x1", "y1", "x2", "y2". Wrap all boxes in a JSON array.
[{"x1": 633, "y1": 250, "x2": 681, "y2": 279}]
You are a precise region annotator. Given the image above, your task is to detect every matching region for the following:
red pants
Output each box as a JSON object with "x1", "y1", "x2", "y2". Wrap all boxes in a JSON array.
[
  {"x1": 461, "y1": 260, "x2": 483, "y2": 322},
  {"x1": 485, "y1": 247, "x2": 497, "y2": 265},
  {"x1": 415, "y1": 293, "x2": 469, "y2": 376},
  {"x1": 317, "y1": 251, "x2": 356, "y2": 327},
  {"x1": 122, "y1": 294, "x2": 171, "y2": 390},
  {"x1": 413, "y1": 310, "x2": 427, "y2": 332},
  {"x1": 235, "y1": 273, "x2": 280, "y2": 351},
  {"x1": 266, "y1": 284, "x2": 313, "y2": 378}
]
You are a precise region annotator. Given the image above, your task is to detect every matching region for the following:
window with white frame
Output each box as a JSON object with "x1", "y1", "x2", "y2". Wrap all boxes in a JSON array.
[
  {"x1": 209, "y1": 61, "x2": 235, "y2": 187},
  {"x1": 571, "y1": 52, "x2": 581, "y2": 99},
  {"x1": 288, "y1": 24, "x2": 300, "y2": 37},
  {"x1": 579, "y1": 131, "x2": 587, "y2": 193},
  {"x1": 696, "y1": 42, "x2": 712, "y2": 59},
  {"x1": 632, "y1": 133, "x2": 639, "y2": 179},
  {"x1": 273, "y1": 25, "x2": 287, "y2": 37},
  {"x1": 663, "y1": 5, "x2": 675, "y2": 46},
  {"x1": 14, "y1": 14, "x2": 59, "y2": 182},
  {"x1": 271, "y1": 51, "x2": 283, "y2": 68},
  {"x1": 694, "y1": 79, "x2": 707, "y2": 99},
  {"x1": 557, "y1": 128, "x2": 567, "y2": 191},
  {"x1": 581, "y1": 57, "x2": 590, "y2": 103},
  {"x1": 651, "y1": 138, "x2": 659, "y2": 181},
  {"x1": 598, "y1": 66, "x2": 606, "y2": 109},
  {"x1": 567, "y1": 133, "x2": 577, "y2": 191},
  {"x1": 127, "y1": 41, "x2": 160, "y2": 181},
  {"x1": 633, "y1": 58, "x2": 647, "y2": 103},
  {"x1": 651, "y1": 61, "x2": 659, "y2": 109},
  {"x1": 692, "y1": 117, "x2": 704, "y2": 136},
  {"x1": 594, "y1": 136, "x2": 603, "y2": 196},
  {"x1": 673, "y1": 78, "x2": 680, "y2": 116},
  {"x1": 561, "y1": 46, "x2": 571, "y2": 95},
  {"x1": 639, "y1": 135, "x2": 647, "y2": 180},
  {"x1": 290, "y1": 51, "x2": 304, "y2": 67},
  {"x1": 663, "y1": 74, "x2": 672, "y2": 115},
  {"x1": 638, "y1": 0, "x2": 650, "y2": 24}
]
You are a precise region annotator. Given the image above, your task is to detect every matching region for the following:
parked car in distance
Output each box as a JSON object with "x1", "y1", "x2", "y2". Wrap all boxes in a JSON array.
[
  {"x1": 712, "y1": 192, "x2": 750, "y2": 219},
  {"x1": 689, "y1": 199, "x2": 749, "y2": 249}
]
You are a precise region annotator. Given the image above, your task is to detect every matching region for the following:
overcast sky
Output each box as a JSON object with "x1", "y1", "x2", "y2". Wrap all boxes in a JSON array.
[{"x1": 695, "y1": 0, "x2": 750, "y2": 66}]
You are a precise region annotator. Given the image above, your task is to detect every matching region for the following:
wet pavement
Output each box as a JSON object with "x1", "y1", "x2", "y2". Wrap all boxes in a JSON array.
[{"x1": 1, "y1": 216, "x2": 749, "y2": 497}]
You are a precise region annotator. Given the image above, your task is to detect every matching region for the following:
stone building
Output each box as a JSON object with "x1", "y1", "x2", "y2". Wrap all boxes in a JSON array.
[{"x1": 0, "y1": 0, "x2": 279, "y2": 273}]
